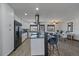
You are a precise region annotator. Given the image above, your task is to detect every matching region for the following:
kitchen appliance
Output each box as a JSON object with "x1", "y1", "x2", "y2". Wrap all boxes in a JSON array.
[{"x1": 14, "y1": 20, "x2": 22, "y2": 50}]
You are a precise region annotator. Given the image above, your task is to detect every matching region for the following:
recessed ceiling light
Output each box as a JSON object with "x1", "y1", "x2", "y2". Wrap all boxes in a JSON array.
[
  {"x1": 36, "y1": 7, "x2": 39, "y2": 11},
  {"x1": 25, "y1": 13, "x2": 27, "y2": 16}
]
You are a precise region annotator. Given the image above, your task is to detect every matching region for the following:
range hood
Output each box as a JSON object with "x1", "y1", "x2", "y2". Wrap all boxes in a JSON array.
[
  {"x1": 35, "y1": 14, "x2": 40, "y2": 38},
  {"x1": 35, "y1": 14, "x2": 39, "y2": 24}
]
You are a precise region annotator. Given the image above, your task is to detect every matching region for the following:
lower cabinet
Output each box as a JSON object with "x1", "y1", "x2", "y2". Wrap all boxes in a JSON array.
[{"x1": 31, "y1": 38, "x2": 45, "y2": 56}]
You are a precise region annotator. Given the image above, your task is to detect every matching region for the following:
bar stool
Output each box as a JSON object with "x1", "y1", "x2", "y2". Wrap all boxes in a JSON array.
[{"x1": 48, "y1": 34, "x2": 60, "y2": 56}]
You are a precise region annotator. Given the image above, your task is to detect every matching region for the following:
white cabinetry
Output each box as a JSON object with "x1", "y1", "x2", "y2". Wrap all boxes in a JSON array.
[
  {"x1": 22, "y1": 33, "x2": 27, "y2": 42},
  {"x1": 31, "y1": 38, "x2": 44, "y2": 56}
]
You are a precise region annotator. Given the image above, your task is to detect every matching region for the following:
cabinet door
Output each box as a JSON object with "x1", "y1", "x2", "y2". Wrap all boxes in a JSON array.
[{"x1": 31, "y1": 38, "x2": 44, "y2": 55}]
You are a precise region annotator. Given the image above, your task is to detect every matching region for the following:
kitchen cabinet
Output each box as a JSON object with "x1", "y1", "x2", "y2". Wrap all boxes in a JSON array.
[{"x1": 31, "y1": 38, "x2": 45, "y2": 56}]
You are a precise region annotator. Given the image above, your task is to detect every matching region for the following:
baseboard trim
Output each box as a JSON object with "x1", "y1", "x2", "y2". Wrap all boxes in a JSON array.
[
  {"x1": 68, "y1": 38, "x2": 79, "y2": 42},
  {"x1": 73, "y1": 39, "x2": 79, "y2": 42}
]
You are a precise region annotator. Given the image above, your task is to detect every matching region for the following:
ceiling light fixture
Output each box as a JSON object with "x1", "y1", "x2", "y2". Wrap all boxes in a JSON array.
[
  {"x1": 36, "y1": 7, "x2": 39, "y2": 11},
  {"x1": 25, "y1": 13, "x2": 27, "y2": 16},
  {"x1": 53, "y1": 22, "x2": 56, "y2": 25}
]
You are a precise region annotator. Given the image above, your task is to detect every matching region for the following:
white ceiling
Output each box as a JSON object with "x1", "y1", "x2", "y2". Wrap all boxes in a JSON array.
[{"x1": 9, "y1": 3, "x2": 79, "y2": 22}]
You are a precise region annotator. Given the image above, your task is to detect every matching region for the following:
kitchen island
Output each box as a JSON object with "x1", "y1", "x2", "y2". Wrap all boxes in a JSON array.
[{"x1": 31, "y1": 38, "x2": 45, "y2": 56}]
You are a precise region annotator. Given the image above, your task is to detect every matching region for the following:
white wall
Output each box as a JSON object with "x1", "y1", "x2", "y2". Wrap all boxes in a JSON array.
[
  {"x1": 0, "y1": 3, "x2": 14, "y2": 56},
  {"x1": 60, "y1": 17, "x2": 79, "y2": 40},
  {"x1": 73, "y1": 17, "x2": 79, "y2": 40},
  {"x1": 0, "y1": 4, "x2": 2, "y2": 56}
]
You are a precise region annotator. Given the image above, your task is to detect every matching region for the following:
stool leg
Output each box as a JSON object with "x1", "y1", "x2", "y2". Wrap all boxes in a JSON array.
[
  {"x1": 48, "y1": 43, "x2": 50, "y2": 56},
  {"x1": 50, "y1": 45, "x2": 51, "y2": 55},
  {"x1": 53, "y1": 45, "x2": 54, "y2": 54},
  {"x1": 56, "y1": 44, "x2": 60, "y2": 56},
  {"x1": 48, "y1": 44, "x2": 51, "y2": 56}
]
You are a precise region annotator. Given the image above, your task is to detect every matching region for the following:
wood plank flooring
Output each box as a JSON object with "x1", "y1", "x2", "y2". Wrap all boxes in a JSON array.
[
  {"x1": 49, "y1": 40, "x2": 79, "y2": 56},
  {"x1": 9, "y1": 38, "x2": 79, "y2": 56},
  {"x1": 9, "y1": 39, "x2": 31, "y2": 56}
]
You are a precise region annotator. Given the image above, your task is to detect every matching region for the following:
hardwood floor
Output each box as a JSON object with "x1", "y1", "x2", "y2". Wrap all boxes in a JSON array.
[
  {"x1": 9, "y1": 38, "x2": 79, "y2": 56},
  {"x1": 48, "y1": 39, "x2": 79, "y2": 56},
  {"x1": 9, "y1": 39, "x2": 31, "y2": 56}
]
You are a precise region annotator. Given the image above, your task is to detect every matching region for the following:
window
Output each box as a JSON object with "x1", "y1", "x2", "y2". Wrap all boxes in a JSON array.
[{"x1": 47, "y1": 25, "x2": 55, "y2": 32}]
